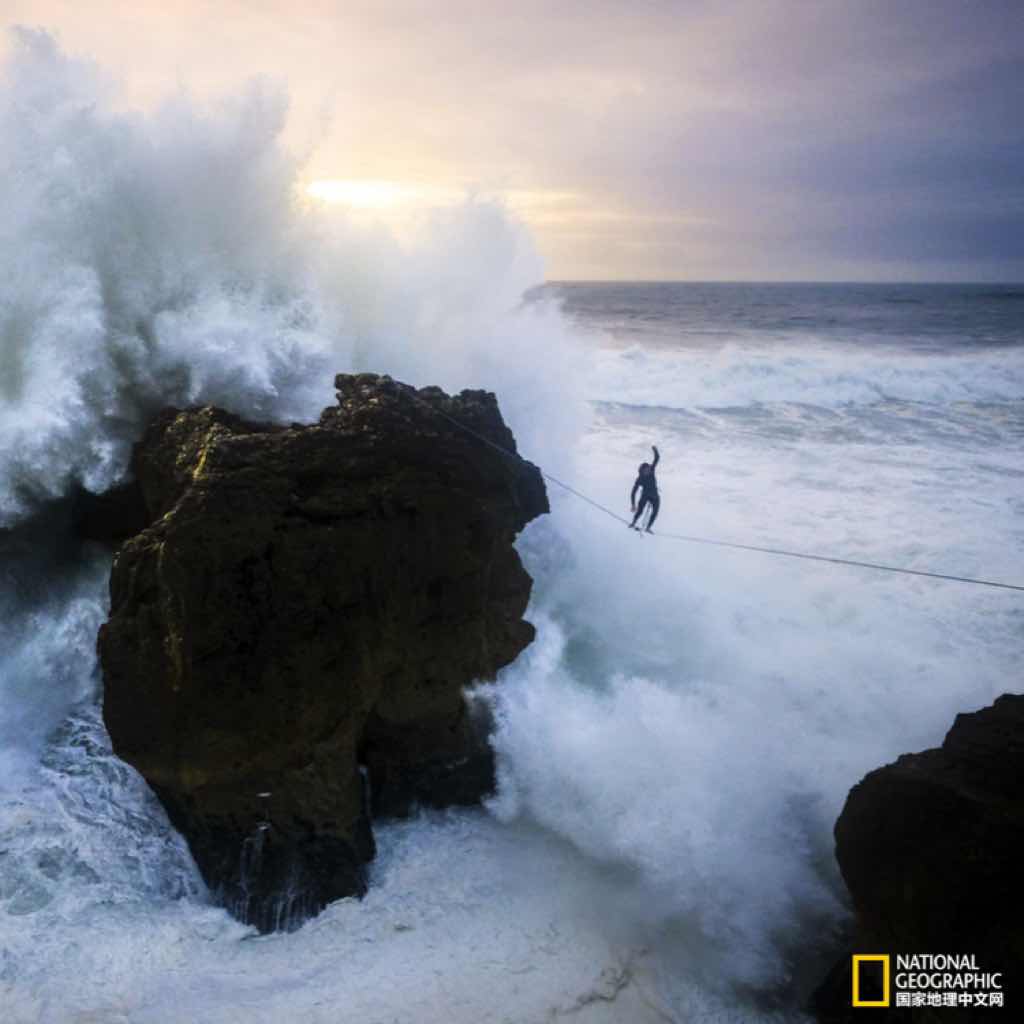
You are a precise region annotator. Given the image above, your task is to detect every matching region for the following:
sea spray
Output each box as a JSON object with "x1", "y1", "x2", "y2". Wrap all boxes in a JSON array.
[{"x1": 0, "y1": 28, "x2": 585, "y2": 527}]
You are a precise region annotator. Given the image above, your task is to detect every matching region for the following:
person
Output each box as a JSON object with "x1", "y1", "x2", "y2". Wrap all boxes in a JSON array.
[{"x1": 630, "y1": 445, "x2": 660, "y2": 532}]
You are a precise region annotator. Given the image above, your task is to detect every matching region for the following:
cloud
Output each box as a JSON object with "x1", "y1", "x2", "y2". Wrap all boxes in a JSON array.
[{"x1": 3, "y1": 1, "x2": 1022, "y2": 279}]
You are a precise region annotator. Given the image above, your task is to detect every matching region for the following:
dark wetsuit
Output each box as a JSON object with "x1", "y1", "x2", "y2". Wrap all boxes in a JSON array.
[{"x1": 630, "y1": 447, "x2": 660, "y2": 529}]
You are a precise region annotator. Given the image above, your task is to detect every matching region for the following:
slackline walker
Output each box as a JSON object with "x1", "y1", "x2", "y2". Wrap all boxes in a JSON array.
[{"x1": 416, "y1": 392, "x2": 1024, "y2": 595}]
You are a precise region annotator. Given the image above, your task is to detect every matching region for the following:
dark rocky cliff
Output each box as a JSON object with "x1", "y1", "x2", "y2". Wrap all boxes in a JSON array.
[
  {"x1": 813, "y1": 694, "x2": 1024, "y2": 1021},
  {"x1": 98, "y1": 373, "x2": 548, "y2": 931}
]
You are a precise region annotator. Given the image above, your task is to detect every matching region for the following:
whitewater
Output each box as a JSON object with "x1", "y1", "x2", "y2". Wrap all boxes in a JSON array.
[{"x1": 2, "y1": 31, "x2": 1022, "y2": 1023}]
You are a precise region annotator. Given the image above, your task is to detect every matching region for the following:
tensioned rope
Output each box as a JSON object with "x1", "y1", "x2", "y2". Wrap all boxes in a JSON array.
[
  {"x1": 421, "y1": 394, "x2": 1024, "y2": 594},
  {"x1": 20, "y1": 382, "x2": 1017, "y2": 589}
]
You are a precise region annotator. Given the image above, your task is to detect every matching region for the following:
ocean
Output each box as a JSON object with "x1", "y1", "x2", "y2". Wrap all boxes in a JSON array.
[{"x1": 2, "y1": 41, "x2": 1023, "y2": 1024}]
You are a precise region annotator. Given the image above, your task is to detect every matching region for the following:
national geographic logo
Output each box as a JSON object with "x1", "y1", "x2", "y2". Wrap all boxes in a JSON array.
[
  {"x1": 852, "y1": 953, "x2": 1005, "y2": 1009},
  {"x1": 852, "y1": 955, "x2": 890, "y2": 1008}
]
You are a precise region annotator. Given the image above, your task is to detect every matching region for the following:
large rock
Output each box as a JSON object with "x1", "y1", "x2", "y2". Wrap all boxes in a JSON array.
[
  {"x1": 98, "y1": 373, "x2": 548, "y2": 931},
  {"x1": 813, "y1": 694, "x2": 1024, "y2": 1021}
]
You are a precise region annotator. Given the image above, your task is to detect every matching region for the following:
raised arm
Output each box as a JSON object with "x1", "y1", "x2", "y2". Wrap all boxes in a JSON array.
[{"x1": 651, "y1": 445, "x2": 660, "y2": 469}]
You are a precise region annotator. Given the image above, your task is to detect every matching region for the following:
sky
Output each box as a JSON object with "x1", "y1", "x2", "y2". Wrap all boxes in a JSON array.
[{"x1": 3, "y1": 0, "x2": 1023, "y2": 282}]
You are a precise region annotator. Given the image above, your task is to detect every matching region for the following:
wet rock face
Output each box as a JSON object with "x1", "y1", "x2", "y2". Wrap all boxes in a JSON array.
[
  {"x1": 813, "y1": 694, "x2": 1024, "y2": 1022},
  {"x1": 98, "y1": 373, "x2": 548, "y2": 931}
]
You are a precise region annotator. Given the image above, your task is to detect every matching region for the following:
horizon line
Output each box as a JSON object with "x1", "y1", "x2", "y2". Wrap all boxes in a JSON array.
[{"x1": 542, "y1": 279, "x2": 1024, "y2": 287}]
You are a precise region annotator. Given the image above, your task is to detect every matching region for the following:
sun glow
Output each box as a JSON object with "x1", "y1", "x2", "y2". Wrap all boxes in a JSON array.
[
  {"x1": 306, "y1": 179, "x2": 449, "y2": 209},
  {"x1": 305, "y1": 178, "x2": 614, "y2": 248}
]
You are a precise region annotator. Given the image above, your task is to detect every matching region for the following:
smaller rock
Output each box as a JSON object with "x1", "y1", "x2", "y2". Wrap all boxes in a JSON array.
[{"x1": 813, "y1": 694, "x2": 1024, "y2": 1022}]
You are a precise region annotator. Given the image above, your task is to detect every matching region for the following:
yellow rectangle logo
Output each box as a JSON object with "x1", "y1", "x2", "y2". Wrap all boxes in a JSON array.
[{"x1": 852, "y1": 954, "x2": 890, "y2": 1007}]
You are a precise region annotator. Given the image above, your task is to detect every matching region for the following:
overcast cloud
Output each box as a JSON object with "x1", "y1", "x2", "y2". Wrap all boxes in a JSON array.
[{"x1": 4, "y1": 1, "x2": 1023, "y2": 280}]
